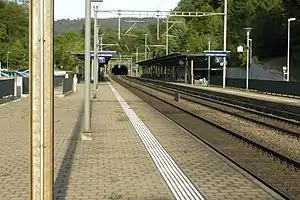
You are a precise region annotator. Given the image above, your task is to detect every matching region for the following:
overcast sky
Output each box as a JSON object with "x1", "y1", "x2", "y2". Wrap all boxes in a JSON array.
[{"x1": 54, "y1": 0, "x2": 180, "y2": 20}]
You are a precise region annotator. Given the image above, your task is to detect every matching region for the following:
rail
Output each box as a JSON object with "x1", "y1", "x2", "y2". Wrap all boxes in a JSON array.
[{"x1": 115, "y1": 75, "x2": 300, "y2": 199}]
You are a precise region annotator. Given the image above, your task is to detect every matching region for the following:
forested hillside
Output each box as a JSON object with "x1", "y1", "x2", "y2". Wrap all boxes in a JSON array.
[
  {"x1": 54, "y1": 18, "x2": 157, "y2": 35},
  {"x1": 0, "y1": 0, "x2": 299, "y2": 78}
]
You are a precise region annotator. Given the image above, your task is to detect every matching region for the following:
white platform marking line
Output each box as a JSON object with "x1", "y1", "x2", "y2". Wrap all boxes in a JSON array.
[
  {"x1": 109, "y1": 83, "x2": 205, "y2": 200},
  {"x1": 112, "y1": 89, "x2": 202, "y2": 200}
]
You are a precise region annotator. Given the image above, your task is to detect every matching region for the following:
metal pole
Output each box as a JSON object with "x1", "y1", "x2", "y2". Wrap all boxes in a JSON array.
[
  {"x1": 6, "y1": 52, "x2": 10, "y2": 69},
  {"x1": 83, "y1": 0, "x2": 91, "y2": 134},
  {"x1": 95, "y1": 28, "x2": 99, "y2": 89},
  {"x1": 166, "y1": 17, "x2": 169, "y2": 55},
  {"x1": 287, "y1": 20, "x2": 291, "y2": 81},
  {"x1": 130, "y1": 57, "x2": 132, "y2": 76},
  {"x1": 191, "y1": 60, "x2": 194, "y2": 85},
  {"x1": 222, "y1": 0, "x2": 227, "y2": 88},
  {"x1": 136, "y1": 47, "x2": 139, "y2": 63},
  {"x1": 100, "y1": 36, "x2": 103, "y2": 51},
  {"x1": 118, "y1": 11, "x2": 121, "y2": 40},
  {"x1": 246, "y1": 31, "x2": 250, "y2": 90},
  {"x1": 208, "y1": 39, "x2": 211, "y2": 85},
  {"x1": 144, "y1": 34, "x2": 147, "y2": 60},
  {"x1": 93, "y1": 6, "x2": 98, "y2": 99},
  {"x1": 0, "y1": 62, "x2": 2, "y2": 77},
  {"x1": 249, "y1": 39, "x2": 253, "y2": 64},
  {"x1": 157, "y1": 15, "x2": 160, "y2": 40}
]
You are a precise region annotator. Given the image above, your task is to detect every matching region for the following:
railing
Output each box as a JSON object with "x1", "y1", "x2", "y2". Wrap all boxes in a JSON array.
[
  {"x1": 0, "y1": 79, "x2": 15, "y2": 99},
  {"x1": 0, "y1": 72, "x2": 75, "y2": 101}
]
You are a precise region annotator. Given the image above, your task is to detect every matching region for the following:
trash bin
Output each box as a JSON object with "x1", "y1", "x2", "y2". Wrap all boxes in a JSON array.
[{"x1": 174, "y1": 92, "x2": 180, "y2": 101}]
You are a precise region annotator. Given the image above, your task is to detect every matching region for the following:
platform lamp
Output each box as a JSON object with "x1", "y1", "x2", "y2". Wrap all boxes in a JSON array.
[
  {"x1": 83, "y1": 0, "x2": 104, "y2": 136},
  {"x1": 287, "y1": 17, "x2": 296, "y2": 81},
  {"x1": 244, "y1": 27, "x2": 252, "y2": 91},
  {"x1": 6, "y1": 51, "x2": 10, "y2": 69}
]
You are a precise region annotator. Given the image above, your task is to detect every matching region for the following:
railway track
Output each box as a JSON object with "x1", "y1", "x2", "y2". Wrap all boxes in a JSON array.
[
  {"x1": 131, "y1": 77, "x2": 300, "y2": 121},
  {"x1": 113, "y1": 75, "x2": 300, "y2": 200},
  {"x1": 124, "y1": 76, "x2": 300, "y2": 161}
]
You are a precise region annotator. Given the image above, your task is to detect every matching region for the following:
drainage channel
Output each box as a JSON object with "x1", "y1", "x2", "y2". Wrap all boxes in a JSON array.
[{"x1": 108, "y1": 82, "x2": 205, "y2": 200}]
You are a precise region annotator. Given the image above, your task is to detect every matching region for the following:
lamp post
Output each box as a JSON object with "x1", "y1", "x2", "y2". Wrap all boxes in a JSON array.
[
  {"x1": 249, "y1": 39, "x2": 253, "y2": 64},
  {"x1": 222, "y1": 0, "x2": 228, "y2": 88},
  {"x1": 93, "y1": 5, "x2": 99, "y2": 99},
  {"x1": 83, "y1": 0, "x2": 103, "y2": 138},
  {"x1": 7, "y1": 51, "x2": 10, "y2": 69},
  {"x1": 287, "y1": 17, "x2": 296, "y2": 81},
  {"x1": 208, "y1": 38, "x2": 211, "y2": 85},
  {"x1": 144, "y1": 34, "x2": 148, "y2": 60},
  {"x1": 244, "y1": 27, "x2": 252, "y2": 91}
]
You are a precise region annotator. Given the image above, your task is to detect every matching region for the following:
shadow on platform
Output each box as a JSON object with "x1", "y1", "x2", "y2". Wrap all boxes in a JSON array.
[{"x1": 54, "y1": 102, "x2": 84, "y2": 198}]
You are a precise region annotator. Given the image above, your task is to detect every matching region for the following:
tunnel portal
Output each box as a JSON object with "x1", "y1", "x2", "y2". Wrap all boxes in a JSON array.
[{"x1": 111, "y1": 65, "x2": 128, "y2": 75}]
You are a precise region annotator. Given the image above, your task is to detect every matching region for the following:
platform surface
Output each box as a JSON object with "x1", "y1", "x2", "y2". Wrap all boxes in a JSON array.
[
  {"x1": 172, "y1": 81, "x2": 300, "y2": 107},
  {"x1": 0, "y1": 80, "x2": 285, "y2": 199},
  {"x1": 91, "y1": 79, "x2": 282, "y2": 200},
  {"x1": 0, "y1": 84, "x2": 85, "y2": 199}
]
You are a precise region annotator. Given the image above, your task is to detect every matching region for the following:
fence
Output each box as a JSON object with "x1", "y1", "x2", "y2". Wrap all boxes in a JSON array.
[
  {"x1": 54, "y1": 72, "x2": 74, "y2": 96},
  {"x1": 210, "y1": 76, "x2": 300, "y2": 97},
  {"x1": 1, "y1": 72, "x2": 74, "y2": 101},
  {"x1": 0, "y1": 79, "x2": 15, "y2": 99}
]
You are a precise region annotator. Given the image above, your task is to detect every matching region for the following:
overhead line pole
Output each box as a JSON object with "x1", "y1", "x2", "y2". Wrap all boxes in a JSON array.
[
  {"x1": 166, "y1": 17, "x2": 169, "y2": 55},
  {"x1": 156, "y1": 12, "x2": 160, "y2": 40},
  {"x1": 222, "y1": 0, "x2": 227, "y2": 88},
  {"x1": 144, "y1": 34, "x2": 148, "y2": 60},
  {"x1": 82, "y1": 0, "x2": 92, "y2": 139},
  {"x1": 93, "y1": 5, "x2": 98, "y2": 99}
]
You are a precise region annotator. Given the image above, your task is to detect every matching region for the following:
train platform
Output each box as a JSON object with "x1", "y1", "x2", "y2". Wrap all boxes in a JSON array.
[
  {"x1": 171, "y1": 81, "x2": 300, "y2": 107},
  {"x1": 0, "y1": 83, "x2": 85, "y2": 199},
  {"x1": 0, "y1": 79, "x2": 284, "y2": 199},
  {"x1": 132, "y1": 77, "x2": 300, "y2": 120}
]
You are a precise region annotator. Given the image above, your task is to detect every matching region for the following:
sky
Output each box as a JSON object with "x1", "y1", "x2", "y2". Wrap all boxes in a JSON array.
[{"x1": 54, "y1": 0, "x2": 180, "y2": 20}]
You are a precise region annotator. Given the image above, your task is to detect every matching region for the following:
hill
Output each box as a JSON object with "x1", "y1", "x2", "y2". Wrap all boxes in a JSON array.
[{"x1": 54, "y1": 17, "x2": 157, "y2": 35}]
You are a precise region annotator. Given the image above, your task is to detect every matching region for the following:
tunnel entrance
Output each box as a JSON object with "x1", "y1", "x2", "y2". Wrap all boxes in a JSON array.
[{"x1": 112, "y1": 65, "x2": 128, "y2": 75}]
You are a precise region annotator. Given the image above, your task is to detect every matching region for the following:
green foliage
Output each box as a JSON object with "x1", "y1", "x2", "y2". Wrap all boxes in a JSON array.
[
  {"x1": 175, "y1": 0, "x2": 300, "y2": 71},
  {"x1": 54, "y1": 32, "x2": 84, "y2": 71},
  {"x1": 0, "y1": 1, "x2": 28, "y2": 69},
  {"x1": 2, "y1": 0, "x2": 300, "y2": 78}
]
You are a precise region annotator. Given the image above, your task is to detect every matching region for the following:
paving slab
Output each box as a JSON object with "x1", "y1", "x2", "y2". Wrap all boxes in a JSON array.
[
  {"x1": 55, "y1": 82, "x2": 173, "y2": 199},
  {"x1": 110, "y1": 79, "x2": 284, "y2": 200},
  {"x1": 0, "y1": 84, "x2": 85, "y2": 200}
]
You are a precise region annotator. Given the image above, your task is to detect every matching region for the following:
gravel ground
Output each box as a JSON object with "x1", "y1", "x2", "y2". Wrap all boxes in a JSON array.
[{"x1": 125, "y1": 79, "x2": 300, "y2": 161}]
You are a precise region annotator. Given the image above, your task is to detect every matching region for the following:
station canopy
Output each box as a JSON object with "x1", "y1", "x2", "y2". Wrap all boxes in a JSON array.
[
  {"x1": 136, "y1": 53, "x2": 206, "y2": 67},
  {"x1": 70, "y1": 51, "x2": 118, "y2": 65}
]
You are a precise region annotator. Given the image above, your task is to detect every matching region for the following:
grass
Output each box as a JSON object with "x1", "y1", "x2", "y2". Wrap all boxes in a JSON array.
[
  {"x1": 117, "y1": 113, "x2": 128, "y2": 122},
  {"x1": 108, "y1": 192, "x2": 122, "y2": 200}
]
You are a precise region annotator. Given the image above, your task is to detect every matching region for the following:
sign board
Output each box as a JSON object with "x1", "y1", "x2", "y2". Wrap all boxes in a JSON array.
[
  {"x1": 132, "y1": 64, "x2": 138, "y2": 70},
  {"x1": 215, "y1": 57, "x2": 223, "y2": 63},
  {"x1": 98, "y1": 57, "x2": 105, "y2": 63},
  {"x1": 91, "y1": 51, "x2": 118, "y2": 57},
  {"x1": 204, "y1": 50, "x2": 231, "y2": 57},
  {"x1": 237, "y1": 45, "x2": 244, "y2": 53}
]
